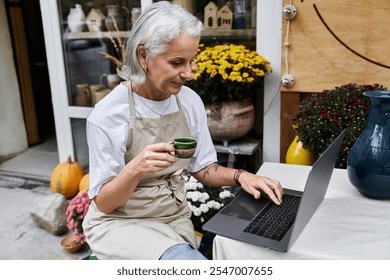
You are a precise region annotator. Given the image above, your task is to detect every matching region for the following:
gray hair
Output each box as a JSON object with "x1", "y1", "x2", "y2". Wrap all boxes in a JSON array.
[{"x1": 118, "y1": 1, "x2": 203, "y2": 84}]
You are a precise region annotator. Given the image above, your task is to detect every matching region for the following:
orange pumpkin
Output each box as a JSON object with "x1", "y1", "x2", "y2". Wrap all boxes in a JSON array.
[
  {"x1": 50, "y1": 156, "x2": 84, "y2": 198},
  {"x1": 78, "y1": 173, "x2": 89, "y2": 194}
]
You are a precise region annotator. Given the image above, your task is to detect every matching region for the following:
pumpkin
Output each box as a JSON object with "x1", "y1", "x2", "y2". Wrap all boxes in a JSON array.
[
  {"x1": 78, "y1": 173, "x2": 89, "y2": 194},
  {"x1": 50, "y1": 156, "x2": 84, "y2": 198}
]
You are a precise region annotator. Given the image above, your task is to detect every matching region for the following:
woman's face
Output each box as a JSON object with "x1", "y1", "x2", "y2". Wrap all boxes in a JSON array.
[{"x1": 144, "y1": 33, "x2": 199, "y2": 99}]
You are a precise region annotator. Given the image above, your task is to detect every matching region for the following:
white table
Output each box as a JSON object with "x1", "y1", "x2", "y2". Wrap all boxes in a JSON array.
[{"x1": 213, "y1": 162, "x2": 390, "y2": 260}]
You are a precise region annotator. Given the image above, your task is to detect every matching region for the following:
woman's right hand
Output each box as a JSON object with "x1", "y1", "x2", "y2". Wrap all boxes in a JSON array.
[{"x1": 128, "y1": 143, "x2": 176, "y2": 176}]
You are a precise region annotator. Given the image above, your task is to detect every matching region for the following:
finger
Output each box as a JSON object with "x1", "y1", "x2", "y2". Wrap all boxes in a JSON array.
[
  {"x1": 268, "y1": 178, "x2": 284, "y2": 194},
  {"x1": 152, "y1": 159, "x2": 173, "y2": 168},
  {"x1": 152, "y1": 151, "x2": 176, "y2": 163},
  {"x1": 147, "y1": 143, "x2": 175, "y2": 153},
  {"x1": 262, "y1": 179, "x2": 283, "y2": 205},
  {"x1": 142, "y1": 157, "x2": 175, "y2": 173},
  {"x1": 246, "y1": 186, "x2": 262, "y2": 200},
  {"x1": 247, "y1": 178, "x2": 282, "y2": 205},
  {"x1": 262, "y1": 188, "x2": 281, "y2": 205}
]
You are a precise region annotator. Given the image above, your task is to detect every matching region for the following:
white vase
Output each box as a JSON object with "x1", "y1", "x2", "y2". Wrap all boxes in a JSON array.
[{"x1": 67, "y1": 4, "x2": 86, "y2": 33}]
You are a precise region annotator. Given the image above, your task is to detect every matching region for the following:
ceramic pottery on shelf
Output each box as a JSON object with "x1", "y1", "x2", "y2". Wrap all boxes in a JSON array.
[
  {"x1": 105, "y1": 4, "x2": 129, "y2": 31},
  {"x1": 67, "y1": 4, "x2": 86, "y2": 33},
  {"x1": 347, "y1": 90, "x2": 390, "y2": 199},
  {"x1": 205, "y1": 97, "x2": 255, "y2": 146}
]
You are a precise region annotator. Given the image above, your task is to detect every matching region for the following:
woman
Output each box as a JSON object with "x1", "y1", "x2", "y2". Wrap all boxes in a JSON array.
[{"x1": 83, "y1": 1, "x2": 283, "y2": 260}]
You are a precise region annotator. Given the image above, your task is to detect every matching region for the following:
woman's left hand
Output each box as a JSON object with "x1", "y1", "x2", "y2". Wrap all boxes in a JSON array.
[{"x1": 238, "y1": 172, "x2": 284, "y2": 205}]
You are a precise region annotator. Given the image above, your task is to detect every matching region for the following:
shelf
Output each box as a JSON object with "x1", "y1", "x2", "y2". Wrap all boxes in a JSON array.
[
  {"x1": 64, "y1": 31, "x2": 129, "y2": 40},
  {"x1": 201, "y1": 28, "x2": 256, "y2": 39},
  {"x1": 67, "y1": 106, "x2": 94, "y2": 119},
  {"x1": 63, "y1": 29, "x2": 256, "y2": 40}
]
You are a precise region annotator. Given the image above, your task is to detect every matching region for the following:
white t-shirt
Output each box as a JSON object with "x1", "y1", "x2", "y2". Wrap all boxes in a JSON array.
[{"x1": 86, "y1": 83, "x2": 217, "y2": 198}]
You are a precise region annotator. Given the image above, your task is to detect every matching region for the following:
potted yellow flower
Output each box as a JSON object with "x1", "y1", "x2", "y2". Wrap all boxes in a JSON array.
[
  {"x1": 186, "y1": 44, "x2": 272, "y2": 145},
  {"x1": 187, "y1": 44, "x2": 272, "y2": 103}
]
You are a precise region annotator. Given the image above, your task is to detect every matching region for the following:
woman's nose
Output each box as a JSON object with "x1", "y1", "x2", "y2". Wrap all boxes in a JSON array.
[{"x1": 181, "y1": 64, "x2": 194, "y2": 80}]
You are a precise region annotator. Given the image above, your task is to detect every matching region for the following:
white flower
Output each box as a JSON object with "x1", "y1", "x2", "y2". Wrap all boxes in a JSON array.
[
  {"x1": 189, "y1": 176, "x2": 198, "y2": 183},
  {"x1": 207, "y1": 200, "x2": 222, "y2": 210},
  {"x1": 187, "y1": 201, "x2": 195, "y2": 210},
  {"x1": 199, "y1": 192, "x2": 209, "y2": 203},
  {"x1": 185, "y1": 175, "x2": 234, "y2": 231},
  {"x1": 200, "y1": 203, "x2": 210, "y2": 213},
  {"x1": 190, "y1": 191, "x2": 203, "y2": 202},
  {"x1": 193, "y1": 208, "x2": 202, "y2": 217},
  {"x1": 219, "y1": 190, "x2": 233, "y2": 199},
  {"x1": 185, "y1": 182, "x2": 199, "y2": 191}
]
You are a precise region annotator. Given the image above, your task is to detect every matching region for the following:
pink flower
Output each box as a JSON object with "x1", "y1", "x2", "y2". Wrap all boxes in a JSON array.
[{"x1": 66, "y1": 191, "x2": 92, "y2": 242}]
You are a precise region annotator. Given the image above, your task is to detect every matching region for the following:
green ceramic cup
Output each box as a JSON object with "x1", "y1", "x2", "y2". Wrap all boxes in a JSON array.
[{"x1": 170, "y1": 137, "x2": 197, "y2": 159}]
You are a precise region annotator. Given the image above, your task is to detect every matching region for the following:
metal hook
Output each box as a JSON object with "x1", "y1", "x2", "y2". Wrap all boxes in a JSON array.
[
  {"x1": 281, "y1": 74, "x2": 295, "y2": 88},
  {"x1": 283, "y1": 4, "x2": 297, "y2": 20}
]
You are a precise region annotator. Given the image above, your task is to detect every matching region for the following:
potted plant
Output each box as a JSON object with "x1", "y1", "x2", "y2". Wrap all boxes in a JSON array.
[
  {"x1": 294, "y1": 83, "x2": 387, "y2": 168},
  {"x1": 65, "y1": 190, "x2": 92, "y2": 243},
  {"x1": 186, "y1": 44, "x2": 272, "y2": 145},
  {"x1": 184, "y1": 175, "x2": 234, "y2": 258}
]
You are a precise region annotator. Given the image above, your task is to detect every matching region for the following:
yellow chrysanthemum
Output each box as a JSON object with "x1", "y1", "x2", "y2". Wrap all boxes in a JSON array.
[{"x1": 186, "y1": 44, "x2": 272, "y2": 103}]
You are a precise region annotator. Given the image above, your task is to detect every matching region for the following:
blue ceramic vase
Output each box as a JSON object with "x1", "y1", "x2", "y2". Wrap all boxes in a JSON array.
[{"x1": 347, "y1": 90, "x2": 390, "y2": 199}]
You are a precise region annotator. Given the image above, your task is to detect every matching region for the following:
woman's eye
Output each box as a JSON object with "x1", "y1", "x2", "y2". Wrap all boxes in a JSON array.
[{"x1": 170, "y1": 60, "x2": 183, "y2": 67}]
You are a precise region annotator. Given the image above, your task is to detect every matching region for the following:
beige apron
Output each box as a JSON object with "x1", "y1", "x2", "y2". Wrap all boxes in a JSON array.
[{"x1": 83, "y1": 83, "x2": 196, "y2": 259}]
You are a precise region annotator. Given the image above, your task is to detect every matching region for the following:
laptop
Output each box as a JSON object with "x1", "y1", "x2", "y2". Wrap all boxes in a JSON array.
[{"x1": 203, "y1": 129, "x2": 346, "y2": 252}]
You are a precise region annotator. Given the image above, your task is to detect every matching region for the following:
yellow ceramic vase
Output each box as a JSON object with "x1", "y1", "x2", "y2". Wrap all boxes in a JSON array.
[{"x1": 286, "y1": 135, "x2": 318, "y2": 166}]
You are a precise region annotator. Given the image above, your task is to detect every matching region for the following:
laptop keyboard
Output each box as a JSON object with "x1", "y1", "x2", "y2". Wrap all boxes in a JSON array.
[{"x1": 243, "y1": 193, "x2": 301, "y2": 241}]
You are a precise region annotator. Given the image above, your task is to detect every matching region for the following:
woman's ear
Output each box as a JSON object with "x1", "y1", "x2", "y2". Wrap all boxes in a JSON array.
[{"x1": 137, "y1": 45, "x2": 148, "y2": 69}]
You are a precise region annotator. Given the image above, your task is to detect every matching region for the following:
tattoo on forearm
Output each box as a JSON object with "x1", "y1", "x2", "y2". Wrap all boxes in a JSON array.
[{"x1": 203, "y1": 163, "x2": 219, "y2": 178}]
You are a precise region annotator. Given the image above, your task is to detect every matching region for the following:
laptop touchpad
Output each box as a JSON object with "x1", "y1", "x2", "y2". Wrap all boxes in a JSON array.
[{"x1": 220, "y1": 192, "x2": 270, "y2": 221}]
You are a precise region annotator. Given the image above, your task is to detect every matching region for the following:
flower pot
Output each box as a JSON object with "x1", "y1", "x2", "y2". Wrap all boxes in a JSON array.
[
  {"x1": 347, "y1": 90, "x2": 390, "y2": 199},
  {"x1": 205, "y1": 98, "x2": 255, "y2": 146},
  {"x1": 60, "y1": 233, "x2": 84, "y2": 253},
  {"x1": 286, "y1": 127, "x2": 318, "y2": 165}
]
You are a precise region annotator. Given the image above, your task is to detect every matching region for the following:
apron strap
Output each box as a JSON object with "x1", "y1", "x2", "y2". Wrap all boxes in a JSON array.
[{"x1": 139, "y1": 169, "x2": 187, "y2": 204}]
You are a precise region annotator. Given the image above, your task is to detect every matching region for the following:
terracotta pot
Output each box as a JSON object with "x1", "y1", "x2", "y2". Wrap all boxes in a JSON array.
[
  {"x1": 205, "y1": 98, "x2": 255, "y2": 146},
  {"x1": 60, "y1": 233, "x2": 84, "y2": 253}
]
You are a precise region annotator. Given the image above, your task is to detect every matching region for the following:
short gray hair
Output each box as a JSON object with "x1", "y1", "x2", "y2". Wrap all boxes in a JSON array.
[{"x1": 118, "y1": 1, "x2": 203, "y2": 84}]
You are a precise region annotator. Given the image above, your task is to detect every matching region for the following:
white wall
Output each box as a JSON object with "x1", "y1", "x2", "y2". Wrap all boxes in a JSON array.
[
  {"x1": 0, "y1": 0, "x2": 28, "y2": 159},
  {"x1": 258, "y1": 0, "x2": 282, "y2": 163}
]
